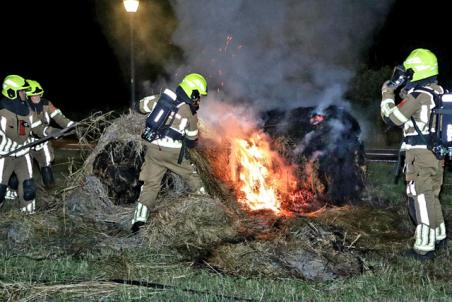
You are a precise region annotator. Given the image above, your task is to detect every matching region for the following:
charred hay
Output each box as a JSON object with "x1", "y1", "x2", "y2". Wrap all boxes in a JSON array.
[{"x1": 0, "y1": 110, "x2": 416, "y2": 282}]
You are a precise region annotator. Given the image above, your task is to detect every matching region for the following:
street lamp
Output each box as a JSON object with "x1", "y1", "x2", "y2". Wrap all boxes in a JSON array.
[{"x1": 123, "y1": 0, "x2": 139, "y2": 106}]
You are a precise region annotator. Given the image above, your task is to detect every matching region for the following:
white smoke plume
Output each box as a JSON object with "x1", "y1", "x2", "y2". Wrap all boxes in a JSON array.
[{"x1": 167, "y1": 0, "x2": 395, "y2": 111}]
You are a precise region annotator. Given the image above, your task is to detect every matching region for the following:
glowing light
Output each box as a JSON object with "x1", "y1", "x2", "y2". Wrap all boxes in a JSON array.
[{"x1": 123, "y1": 0, "x2": 139, "y2": 12}]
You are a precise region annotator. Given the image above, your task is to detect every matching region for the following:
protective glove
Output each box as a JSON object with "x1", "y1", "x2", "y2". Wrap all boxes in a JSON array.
[
  {"x1": 381, "y1": 80, "x2": 396, "y2": 95},
  {"x1": 45, "y1": 126, "x2": 62, "y2": 139},
  {"x1": 388, "y1": 65, "x2": 409, "y2": 88}
]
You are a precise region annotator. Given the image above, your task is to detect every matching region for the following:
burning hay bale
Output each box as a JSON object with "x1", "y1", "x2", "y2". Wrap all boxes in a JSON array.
[{"x1": 263, "y1": 105, "x2": 366, "y2": 206}]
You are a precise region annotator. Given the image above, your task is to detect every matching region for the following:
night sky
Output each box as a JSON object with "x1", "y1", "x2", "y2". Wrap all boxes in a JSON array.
[{"x1": 1, "y1": 0, "x2": 451, "y2": 120}]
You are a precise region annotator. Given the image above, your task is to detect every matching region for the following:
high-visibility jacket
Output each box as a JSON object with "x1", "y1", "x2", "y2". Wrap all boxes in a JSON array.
[
  {"x1": 28, "y1": 98, "x2": 74, "y2": 150},
  {"x1": 0, "y1": 97, "x2": 49, "y2": 157},
  {"x1": 381, "y1": 82, "x2": 445, "y2": 149}
]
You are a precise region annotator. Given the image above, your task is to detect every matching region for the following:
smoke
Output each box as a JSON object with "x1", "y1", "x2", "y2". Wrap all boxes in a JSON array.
[{"x1": 168, "y1": 0, "x2": 395, "y2": 111}]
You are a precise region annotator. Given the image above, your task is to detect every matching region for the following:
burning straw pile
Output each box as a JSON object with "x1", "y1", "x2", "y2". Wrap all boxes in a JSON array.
[
  {"x1": 60, "y1": 104, "x2": 371, "y2": 281},
  {"x1": 0, "y1": 105, "x2": 413, "y2": 284}
]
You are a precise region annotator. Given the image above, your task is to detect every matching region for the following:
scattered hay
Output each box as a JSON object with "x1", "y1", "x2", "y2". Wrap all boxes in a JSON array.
[
  {"x1": 208, "y1": 216, "x2": 362, "y2": 281},
  {"x1": 314, "y1": 205, "x2": 412, "y2": 253},
  {"x1": 145, "y1": 195, "x2": 238, "y2": 260},
  {"x1": 0, "y1": 281, "x2": 123, "y2": 302}
]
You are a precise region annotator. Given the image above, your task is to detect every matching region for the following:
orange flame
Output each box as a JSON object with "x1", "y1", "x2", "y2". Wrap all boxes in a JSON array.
[
  {"x1": 230, "y1": 131, "x2": 302, "y2": 214},
  {"x1": 199, "y1": 100, "x2": 312, "y2": 215}
]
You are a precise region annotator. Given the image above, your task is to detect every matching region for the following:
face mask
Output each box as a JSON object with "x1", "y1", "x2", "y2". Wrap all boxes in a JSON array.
[{"x1": 389, "y1": 65, "x2": 414, "y2": 88}]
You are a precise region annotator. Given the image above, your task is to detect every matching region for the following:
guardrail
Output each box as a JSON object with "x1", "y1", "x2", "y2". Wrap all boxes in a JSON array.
[{"x1": 365, "y1": 148, "x2": 399, "y2": 163}]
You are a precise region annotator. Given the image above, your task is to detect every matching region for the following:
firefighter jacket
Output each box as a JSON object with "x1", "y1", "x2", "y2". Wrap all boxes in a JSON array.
[
  {"x1": 138, "y1": 89, "x2": 198, "y2": 149},
  {"x1": 28, "y1": 98, "x2": 74, "y2": 150},
  {"x1": 380, "y1": 81, "x2": 444, "y2": 150},
  {"x1": 0, "y1": 97, "x2": 50, "y2": 157}
]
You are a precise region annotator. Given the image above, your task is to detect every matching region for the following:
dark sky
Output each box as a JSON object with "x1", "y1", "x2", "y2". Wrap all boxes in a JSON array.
[
  {"x1": 1, "y1": 0, "x2": 451, "y2": 119},
  {"x1": 368, "y1": 0, "x2": 452, "y2": 85},
  {"x1": 0, "y1": 1, "x2": 128, "y2": 119}
]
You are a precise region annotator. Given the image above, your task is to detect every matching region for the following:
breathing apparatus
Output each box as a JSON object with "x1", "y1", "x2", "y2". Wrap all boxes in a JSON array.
[{"x1": 388, "y1": 65, "x2": 414, "y2": 89}]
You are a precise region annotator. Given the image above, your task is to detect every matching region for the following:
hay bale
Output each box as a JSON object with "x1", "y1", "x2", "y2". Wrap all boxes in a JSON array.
[
  {"x1": 75, "y1": 112, "x2": 190, "y2": 205},
  {"x1": 81, "y1": 112, "x2": 145, "y2": 175},
  {"x1": 264, "y1": 105, "x2": 366, "y2": 206}
]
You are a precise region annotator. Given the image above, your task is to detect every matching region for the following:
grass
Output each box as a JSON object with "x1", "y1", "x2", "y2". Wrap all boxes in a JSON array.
[
  {"x1": 1, "y1": 248, "x2": 451, "y2": 301},
  {"x1": 0, "y1": 153, "x2": 451, "y2": 301}
]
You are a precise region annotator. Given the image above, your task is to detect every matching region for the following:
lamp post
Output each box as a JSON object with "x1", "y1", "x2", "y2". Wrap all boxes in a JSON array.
[{"x1": 123, "y1": 0, "x2": 139, "y2": 105}]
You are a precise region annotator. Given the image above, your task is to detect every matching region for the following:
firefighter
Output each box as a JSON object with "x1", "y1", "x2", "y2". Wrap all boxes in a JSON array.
[
  {"x1": 380, "y1": 48, "x2": 447, "y2": 257},
  {"x1": 26, "y1": 79, "x2": 75, "y2": 188},
  {"x1": 131, "y1": 73, "x2": 208, "y2": 232},
  {"x1": 0, "y1": 75, "x2": 54, "y2": 213}
]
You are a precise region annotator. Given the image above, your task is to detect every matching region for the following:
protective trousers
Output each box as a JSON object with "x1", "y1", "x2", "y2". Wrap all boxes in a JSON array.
[
  {"x1": 0, "y1": 154, "x2": 36, "y2": 213},
  {"x1": 31, "y1": 142, "x2": 55, "y2": 187},
  {"x1": 138, "y1": 144, "x2": 204, "y2": 212},
  {"x1": 31, "y1": 142, "x2": 54, "y2": 167},
  {"x1": 405, "y1": 149, "x2": 446, "y2": 254}
]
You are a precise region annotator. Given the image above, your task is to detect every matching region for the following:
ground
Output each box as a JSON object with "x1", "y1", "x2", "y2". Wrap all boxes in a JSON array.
[{"x1": 0, "y1": 146, "x2": 450, "y2": 301}]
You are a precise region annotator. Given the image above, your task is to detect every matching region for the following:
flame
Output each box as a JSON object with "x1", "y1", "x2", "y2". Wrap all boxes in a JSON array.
[
  {"x1": 229, "y1": 131, "x2": 301, "y2": 214},
  {"x1": 199, "y1": 100, "x2": 313, "y2": 215}
]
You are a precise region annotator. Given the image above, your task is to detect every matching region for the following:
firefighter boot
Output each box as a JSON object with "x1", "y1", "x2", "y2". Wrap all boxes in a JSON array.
[
  {"x1": 414, "y1": 224, "x2": 435, "y2": 255},
  {"x1": 21, "y1": 200, "x2": 36, "y2": 214},
  {"x1": 195, "y1": 186, "x2": 207, "y2": 195},
  {"x1": 6, "y1": 173, "x2": 19, "y2": 200},
  {"x1": 436, "y1": 222, "x2": 447, "y2": 242},
  {"x1": 435, "y1": 222, "x2": 447, "y2": 250},
  {"x1": 5, "y1": 188, "x2": 18, "y2": 200},
  {"x1": 41, "y1": 166, "x2": 55, "y2": 189},
  {"x1": 131, "y1": 202, "x2": 149, "y2": 233}
]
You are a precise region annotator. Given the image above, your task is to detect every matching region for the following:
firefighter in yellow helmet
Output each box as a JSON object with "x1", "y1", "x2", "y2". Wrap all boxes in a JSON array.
[
  {"x1": 26, "y1": 79, "x2": 75, "y2": 189},
  {"x1": 380, "y1": 48, "x2": 447, "y2": 258},
  {"x1": 0, "y1": 75, "x2": 56, "y2": 213},
  {"x1": 131, "y1": 73, "x2": 208, "y2": 232}
]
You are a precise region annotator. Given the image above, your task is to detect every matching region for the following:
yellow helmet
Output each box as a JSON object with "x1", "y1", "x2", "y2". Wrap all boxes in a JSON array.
[
  {"x1": 403, "y1": 48, "x2": 438, "y2": 82},
  {"x1": 26, "y1": 79, "x2": 44, "y2": 97},
  {"x1": 2, "y1": 75, "x2": 30, "y2": 100},
  {"x1": 178, "y1": 73, "x2": 208, "y2": 99}
]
